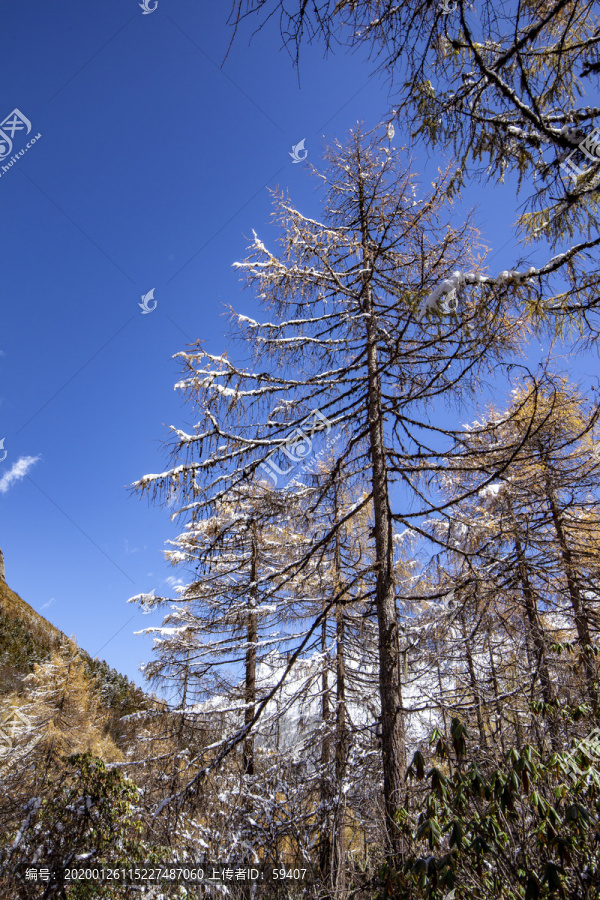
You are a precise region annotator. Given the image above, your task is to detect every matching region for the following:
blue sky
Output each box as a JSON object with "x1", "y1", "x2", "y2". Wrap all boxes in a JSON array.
[{"x1": 0, "y1": 0, "x2": 596, "y2": 691}]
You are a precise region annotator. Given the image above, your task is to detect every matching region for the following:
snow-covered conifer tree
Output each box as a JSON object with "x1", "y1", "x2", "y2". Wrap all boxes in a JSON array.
[
  {"x1": 230, "y1": 0, "x2": 600, "y2": 333},
  {"x1": 132, "y1": 125, "x2": 525, "y2": 857},
  {"x1": 421, "y1": 374, "x2": 600, "y2": 757}
]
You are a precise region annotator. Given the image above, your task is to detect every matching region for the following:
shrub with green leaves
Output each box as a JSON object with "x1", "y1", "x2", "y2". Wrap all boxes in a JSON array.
[
  {"x1": 382, "y1": 718, "x2": 600, "y2": 899},
  {"x1": 4, "y1": 752, "x2": 167, "y2": 899}
]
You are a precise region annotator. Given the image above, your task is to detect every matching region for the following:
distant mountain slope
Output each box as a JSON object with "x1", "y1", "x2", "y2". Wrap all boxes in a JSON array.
[{"x1": 0, "y1": 576, "x2": 151, "y2": 727}]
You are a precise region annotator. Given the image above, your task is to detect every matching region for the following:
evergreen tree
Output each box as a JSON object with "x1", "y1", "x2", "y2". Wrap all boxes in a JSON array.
[
  {"x1": 132, "y1": 125, "x2": 523, "y2": 859},
  {"x1": 229, "y1": 0, "x2": 600, "y2": 333}
]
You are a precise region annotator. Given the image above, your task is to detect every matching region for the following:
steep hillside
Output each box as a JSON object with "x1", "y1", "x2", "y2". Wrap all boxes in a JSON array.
[{"x1": 0, "y1": 576, "x2": 151, "y2": 727}]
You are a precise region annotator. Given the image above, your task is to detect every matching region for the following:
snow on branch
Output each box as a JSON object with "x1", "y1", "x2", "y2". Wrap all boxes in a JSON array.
[
  {"x1": 420, "y1": 265, "x2": 541, "y2": 317},
  {"x1": 420, "y1": 238, "x2": 600, "y2": 317},
  {"x1": 127, "y1": 590, "x2": 168, "y2": 613}
]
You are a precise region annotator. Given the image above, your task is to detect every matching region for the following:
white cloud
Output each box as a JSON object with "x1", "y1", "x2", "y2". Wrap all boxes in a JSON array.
[
  {"x1": 0, "y1": 456, "x2": 40, "y2": 494},
  {"x1": 164, "y1": 575, "x2": 185, "y2": 588},
  {"x1": 41, "y1": 598, "x2": 55, "y2": 610}
]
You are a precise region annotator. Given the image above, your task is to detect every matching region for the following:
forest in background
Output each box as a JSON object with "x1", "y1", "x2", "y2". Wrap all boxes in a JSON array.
[{"x1": 2, "y1": 0, "x2": 600, "y2": 897}]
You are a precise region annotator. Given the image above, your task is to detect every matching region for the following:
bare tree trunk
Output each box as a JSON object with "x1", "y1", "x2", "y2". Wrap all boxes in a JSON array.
[
  {"x1": 319, "y1": 601, "x2": 333, "y2": 890},
  {"x1": 487, "y1": 634, "x2": 506, "y2": 756},
  {"x1": 333, "y1": 596, "x2": 347, "y2": 898},
  {"x1": 435, "y1": 636, "x2": 449, "y2": 739},
  {"x1": 513, "y1": 706, "x2": 525, "y2": 750},
  {"x1": 459, "y1": 611, "x2": 488, "y2": 750},
  {"x1": 545, "y1": 484, "x2": 598, "y2": 706},
  {"x1": 243, "y1": 522, "x2": 258, "y2": 776},
  {"x1": 513, "y1": 532, "x2": 561, "y2": 750},
  {"x1": 358, "y1": 156, "x2": 406, "y2": 857},
  {"x1": 332, "y1": 484, "x2": 347, "y2": 898}
]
